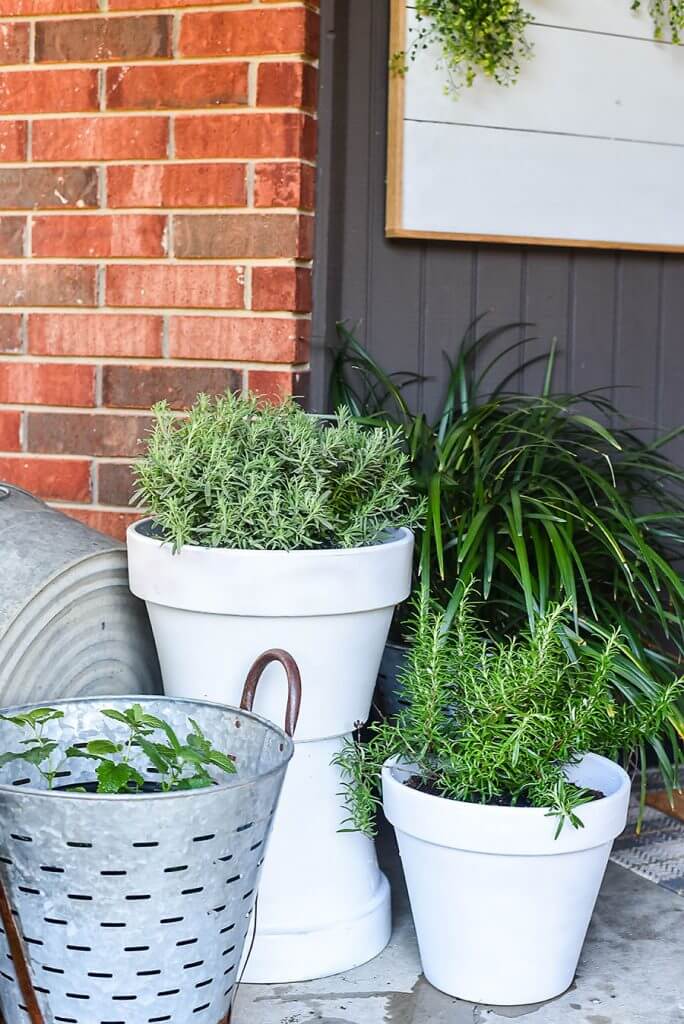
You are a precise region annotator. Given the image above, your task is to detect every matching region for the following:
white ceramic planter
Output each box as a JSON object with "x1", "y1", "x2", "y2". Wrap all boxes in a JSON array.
[
  {"x1": 127, "y1": 521, "x2": 414, "y2": 983},
  {"x1": 382, "y1": 753, "x2": 631, "y2": 1005}
]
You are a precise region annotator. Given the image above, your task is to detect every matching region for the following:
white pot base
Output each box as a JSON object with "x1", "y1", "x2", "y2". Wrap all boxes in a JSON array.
[{"x1": 241, "y1": 872, "x2": 392, "y2": 984}]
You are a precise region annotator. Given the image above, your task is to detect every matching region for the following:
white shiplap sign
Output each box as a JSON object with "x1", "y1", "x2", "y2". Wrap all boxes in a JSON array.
[{"x1": 386, "y1": 0, "x2": 684, "y2": 250}]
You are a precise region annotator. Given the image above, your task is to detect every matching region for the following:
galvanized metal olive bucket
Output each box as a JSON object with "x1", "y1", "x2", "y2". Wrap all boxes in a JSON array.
[{"x1": 0, "y1": 650, "x2": 301, "y2": 1024}]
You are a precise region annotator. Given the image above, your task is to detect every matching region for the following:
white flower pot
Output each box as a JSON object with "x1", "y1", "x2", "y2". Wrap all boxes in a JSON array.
[
  {"x1": 382, "y1": 753, "x2": 631, "y2": 1005},
  {"x1": 127, "y1": 521, "x2": 414, "y2": 982}
]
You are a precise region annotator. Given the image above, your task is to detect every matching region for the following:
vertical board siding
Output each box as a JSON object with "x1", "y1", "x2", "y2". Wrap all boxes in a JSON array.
[{"x1": 313, "y1": 0, "x2": 684, "y2": 465}]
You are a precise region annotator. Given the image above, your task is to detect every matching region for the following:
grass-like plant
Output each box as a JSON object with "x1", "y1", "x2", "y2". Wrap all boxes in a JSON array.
[
  {"x1": 331, "y1": 322, "x2": 684, "y2": 794},
  {"x1": 335, "y1": 593, "x2": 682, "y2": 836},
  {"x1": 0, "y1": 704, "x2": 236, "y2": 794},
  {"x1": 133, "y1": 390, "x2": 421, "y2": 553}
]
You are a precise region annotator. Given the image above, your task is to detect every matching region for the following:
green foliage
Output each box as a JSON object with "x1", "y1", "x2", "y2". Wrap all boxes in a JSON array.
[
  {"x1": 335, "y1": 592, "x2": 682, "y2": 836},
  {"x1": 133, "y1": 391, "x2": 421, "y2": 553},
  {"x1": 330, "y1": 321, "x2": 684, "y2": 790},
  {"x1": 395, "y1": 1, "x2": 684, "y2": 95},
  {"x1": 632, "y1": 0, "x2": 684, "y2": 42},
  {"x1": 394, "y1": 0, "x2": 533, "y2": 91},
  {"x1": 0, "y1": 704, "x2": 236, "y2": 795}
]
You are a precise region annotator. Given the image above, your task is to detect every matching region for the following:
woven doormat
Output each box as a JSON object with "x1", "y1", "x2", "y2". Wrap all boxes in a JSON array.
[{"x1": 610, "y1": 796, "x2": 684, "y2": 897}]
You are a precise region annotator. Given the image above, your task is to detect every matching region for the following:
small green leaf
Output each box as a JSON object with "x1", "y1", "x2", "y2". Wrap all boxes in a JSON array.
[
  {"x1": 208, "y1": 751, "x2": 237, "y2": 774},
  {"x1": 175, "y1": 774, "x2": 213, "y2": 791},
  {"x1": 135, "y1": 736, "x2": 171, "y2": 774},
  {"x1": 87, "y1": 739, "x2": 121, "y2": 757},
  {"x1": 19, "y1": 742, "x2": 58, "y2": 766},
  {"x1": 95, "y1": 761, "x2": 144, "y2": 794},
  {"x1": 101, "y1": 709, "x2": 132, "y2": 726},
  {"x1": 25, "y1": 708, "x2": 64, "y2": 725}
]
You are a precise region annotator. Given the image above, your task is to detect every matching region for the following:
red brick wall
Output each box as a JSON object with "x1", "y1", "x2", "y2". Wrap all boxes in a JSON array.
[{"x1": 0, "y1": 0, "x2": 317, "y2": 539}]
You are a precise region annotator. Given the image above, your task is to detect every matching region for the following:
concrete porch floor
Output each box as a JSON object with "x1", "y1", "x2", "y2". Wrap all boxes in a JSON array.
[{"x1": 234, "y1": 829, "x2": 684, "y2": 1024}]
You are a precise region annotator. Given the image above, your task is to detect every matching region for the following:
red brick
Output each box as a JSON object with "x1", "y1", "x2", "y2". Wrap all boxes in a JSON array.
[
  {"x1": 0, "y1": 23, "x2": 29, "y2": 64},
  {"x1": 33, "y1": 116, "x2": 168, "y2": 161},
  {"x1": 254, "y1": 162, "x2": 315, "y2": 209},
  {"x1": 107, "y1": 264, "x2": 243, "y2": 310},
  {"x1": 0, "y1": 314, "x2": 21, "y2": 353},
  {"x1": 0, "y1": 363, "x2": 94, "y2": 406},
  {"x1": 0, "y1": 0, "x2": 96, "y2": 15},
  {"x1": 0, "y1": 409, "x2": 20, "y2": 450},
  {"x1": 257, "y1": 62, "x2": 317, "y2": 109},
  {"x1": 0, "y1": 121, "x2": 25, "y2": 161},
  {"x1": 35, "y1": 15, "x2": 171, "y2": 62},
  {"x1": 29, "y1": 314, "x2": 162, "y2": 358},
  {"x1": 0, "y1": 265, "x2": 96, "y2": 307},
  {"x1": 32, "y1": 214, "x2": 166, "y2": 258},
  {"x1": 0, "y1": 216, "x2": 24, "y2": 257},
  {"x1": 106, "y1": 63, "x2": 248, "y2": 112},
  {"x1": 110, "y1": 0, "x2": 243, "y2": 9},
  {"x1": 173, "y1": 213, "x2": 310, "y2": 259},
  {"x1": 0, "y1": 455, "x2": 91, "y2": 501},
  {"x1": 27, "y1": 411, "x2": 151, "y2": 457},
  {"x1": 0, "y1": 167, "x2": 97, "y2": 210},
  {"x1": 252, "y1": 266, "x2": 311, "y2": 312},
  {"x1": 107, "y1": 163, "x2": 246, "y2": 209},
  {"x1": 103, "y1": 364, "x2": 242, "y2": 410},
  {"x1": 179, "y1": 8, "x2": 318, "y2": 58},
  {"x1": 97, "y1": 460, "x2": 134, "y2": 506},
  {"x1": 62, "y1": 507, "x2": 138, "y2": 541},
  {"x1": 175, "y1": 112, "x2": 315, "y2": 160},
  {"x1": 248, "y1": 368, "x2": 308, "y2": 402},
  {"x1": 169, "y1": 315, "x2": 308, "y2": 362},
  {"x1": 0, "y1": 70, "x2": 97, "y2": 115}
]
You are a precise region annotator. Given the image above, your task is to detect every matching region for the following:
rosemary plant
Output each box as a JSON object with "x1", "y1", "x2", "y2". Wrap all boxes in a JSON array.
[
  {"x1": 331, "y1": 321, "x2": 684, "y2": 795},
  {"x1": 134, "y1": 391, "x2": 421, "y2": 553},
  {"x1": 335, "y1": 593, "x2": 682, "y2": 836}
]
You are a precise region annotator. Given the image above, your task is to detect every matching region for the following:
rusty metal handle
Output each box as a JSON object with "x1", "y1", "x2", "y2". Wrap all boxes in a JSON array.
[
  {"x1": 240, "y1": 649, "x2": 302, "y2": 738},
  {"x1": 0, "y1": 873, "x2": 44, "y2": 1024}
]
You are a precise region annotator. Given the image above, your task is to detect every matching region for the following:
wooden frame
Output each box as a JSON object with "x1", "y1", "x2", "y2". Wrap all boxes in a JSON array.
[{"x1": 385, "y1": 0, "x2": 684, "y2": 252}]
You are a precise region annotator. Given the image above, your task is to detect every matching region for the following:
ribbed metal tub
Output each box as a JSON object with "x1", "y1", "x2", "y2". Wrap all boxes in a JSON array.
[
  {"x1": 0, "y1": 658, "x2": 299, "y2": 1024},
  {"x1": 0, "y1": 485, "x2": 160, "y2": 702}
]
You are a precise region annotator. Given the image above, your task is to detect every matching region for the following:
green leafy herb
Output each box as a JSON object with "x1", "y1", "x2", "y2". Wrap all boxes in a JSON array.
[
  {"x1": 331, "y1": 320, "x2": 684, "y2": 797},
  {"x1": 335, "y1": 591, "x2": 682, "y2": 836},
  {"x1": 133, "y1": 391, "x2": 422, "y2": 553},
  {"x1": 2, "y1": 705, "x2": 237, "y2": 795}
]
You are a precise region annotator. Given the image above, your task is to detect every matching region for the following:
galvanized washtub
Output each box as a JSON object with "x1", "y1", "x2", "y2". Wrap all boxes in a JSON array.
[
  {"x1": 0, "y1": 484, "x2": 160, "y2": 702},
  {"x1": 0, "y1": 650, "x2": 301, "y2": 1024}
]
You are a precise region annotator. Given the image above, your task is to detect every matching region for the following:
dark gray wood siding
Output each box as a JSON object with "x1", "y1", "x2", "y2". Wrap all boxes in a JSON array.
[{"x1": 311, "y1": 0, "x2": 684, "y2": 462}]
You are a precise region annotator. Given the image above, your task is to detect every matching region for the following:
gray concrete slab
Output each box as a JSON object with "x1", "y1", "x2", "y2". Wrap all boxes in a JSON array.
[{"x1": 233, "y1": 830, "x2": 684, "y2": 1024}]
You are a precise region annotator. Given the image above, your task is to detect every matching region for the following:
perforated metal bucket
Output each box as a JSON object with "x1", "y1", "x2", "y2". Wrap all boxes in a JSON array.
[{"x1": 0, "y1": 650, "x2": 301, "y2": 1024}]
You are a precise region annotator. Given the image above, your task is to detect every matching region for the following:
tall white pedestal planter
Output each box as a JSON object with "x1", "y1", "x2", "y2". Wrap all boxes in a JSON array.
[
  {"x1": 127, "y1": 521, "x2": 413, "y2": 983},
  {"x1": 382, "y1": 753, "x2": 631, "y2": 1005}
]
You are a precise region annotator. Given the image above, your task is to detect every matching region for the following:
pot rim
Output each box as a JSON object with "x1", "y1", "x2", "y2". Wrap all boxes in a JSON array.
[
  {"x1": 0, "y1": 694, "x2": 294, "y2": 802},
  {"x1": 381, "y1": 753, "x2": 631, "y2": 854},
  {"x1": 129, "y1": 518, "x2": 414, "y2": 558}
]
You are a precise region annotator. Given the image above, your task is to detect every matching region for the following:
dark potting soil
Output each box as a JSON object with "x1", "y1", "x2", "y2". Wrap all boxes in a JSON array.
[
  {"x1": 55, "y1": 780, "x2": 166, "y2": 794},
  {"x1": 405, "y1": 775, "x2": 604, "y2": 807},
  {"x1": 54, "y1": 779, "x2": 216, "y2": 795}
]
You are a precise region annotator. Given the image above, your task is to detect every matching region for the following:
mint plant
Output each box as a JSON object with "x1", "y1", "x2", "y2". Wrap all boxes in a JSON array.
[
  {"x1": 0, "y1": 704, "x2": 236, "y2": 794},
  {"x1": 0, "y1": 707, "x2": 64, "y2": 788}
]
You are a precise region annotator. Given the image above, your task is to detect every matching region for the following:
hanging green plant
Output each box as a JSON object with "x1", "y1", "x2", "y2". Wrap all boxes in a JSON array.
[
  {"x1": 394, "y1": 0, "x2": 684, "y2": 94},
  {"x1": 391, "y1": 0, "x2": 534, "y2": 90},
  {"x1": 632, "y1": 0, "x2": 684, "y2": 42}
]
